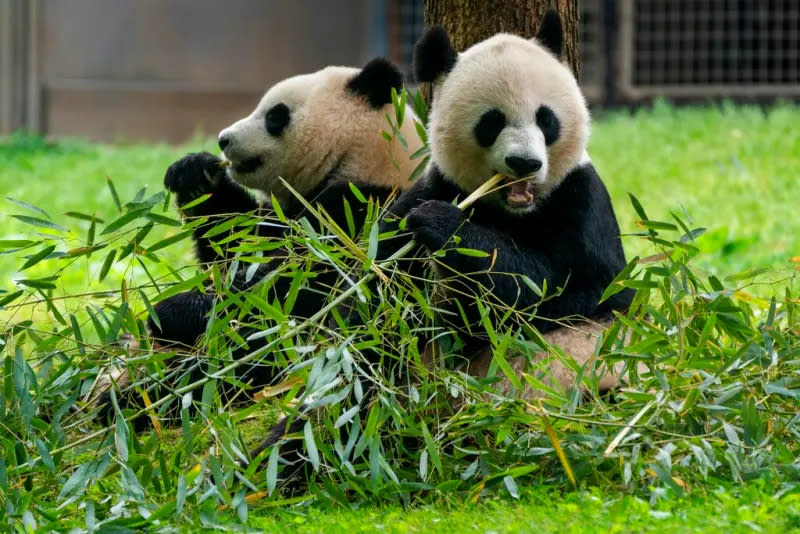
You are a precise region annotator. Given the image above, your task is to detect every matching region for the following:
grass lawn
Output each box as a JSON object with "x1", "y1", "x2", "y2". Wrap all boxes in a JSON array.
[
  {"x1": 1, "y1": 103, "x2": 799, "y2": 530},
  {"x1": 250, "y1": 484, "x2": 800, "y2": 533}
]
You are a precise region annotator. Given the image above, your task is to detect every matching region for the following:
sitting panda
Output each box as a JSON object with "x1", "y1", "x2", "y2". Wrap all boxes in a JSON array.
[
  {"x1": 98, "y1": 58, "x2": 423, "y2": 427},
  {"x1": 250, "y1": 12, "x2": 639, "y2": 483},
  {"x1": 372, "y1": 10, "x2": 635, "y2": 395}
]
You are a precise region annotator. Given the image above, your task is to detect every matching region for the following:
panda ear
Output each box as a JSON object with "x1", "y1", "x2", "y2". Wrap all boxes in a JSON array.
[
  {"x1": 413, "y1": 26, "x2": 457, "y2": 83},
  {"x1": 346, "y1": 58, "x2": 403, "y2": 109},
  {"x1": 536, "y1": 9, "x2": 563, "y2": 58}
]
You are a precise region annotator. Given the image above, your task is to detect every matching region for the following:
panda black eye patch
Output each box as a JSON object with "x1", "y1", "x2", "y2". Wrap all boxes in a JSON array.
[
  {"x1": 536, "y1": 105, "x2": 560, "y2": 146},
  {"x1": 265, "y1": 103, "x2": 291, "y2": 136},
  {"x1": 474, "y1": 108, "x2": 506, "y2": 148}
]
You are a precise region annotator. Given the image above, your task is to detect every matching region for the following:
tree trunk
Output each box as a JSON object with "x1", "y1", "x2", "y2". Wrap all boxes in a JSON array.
[{"x1": 423, "y1": 0, "x2": 580, "y2": 78}]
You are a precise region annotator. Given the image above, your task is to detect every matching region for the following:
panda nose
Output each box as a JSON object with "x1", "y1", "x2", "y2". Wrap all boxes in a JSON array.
[
  {"x1": 218, "y1": 134, "x2": 231, "y2": 151},
  {"x1": 505, "y1": 156, "x2": 542, "y2": 177}
]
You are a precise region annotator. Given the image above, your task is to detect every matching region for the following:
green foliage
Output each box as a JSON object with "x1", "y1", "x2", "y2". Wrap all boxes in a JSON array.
[{"x1": 0, "y1": 104, "x2": 799, "y2": 530}]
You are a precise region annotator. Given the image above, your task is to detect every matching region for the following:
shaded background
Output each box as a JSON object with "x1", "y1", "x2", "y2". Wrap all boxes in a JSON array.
[{"x1": 1, "y1": 0, "x2": 798, "y2": 143}]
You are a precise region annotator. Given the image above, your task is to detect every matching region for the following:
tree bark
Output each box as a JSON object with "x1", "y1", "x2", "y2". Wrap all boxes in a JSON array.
[{"x1": 423, "y1": 0, "x2": 580, "y2": 78}]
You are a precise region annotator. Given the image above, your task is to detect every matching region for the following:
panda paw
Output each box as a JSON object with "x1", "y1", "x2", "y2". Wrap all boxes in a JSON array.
[
  {"x1": 164, "y1": 152, "x2": 226, "y2": 203},
  {"x1": 406, "y1": 200, "x2": 463, "y2": 251}
]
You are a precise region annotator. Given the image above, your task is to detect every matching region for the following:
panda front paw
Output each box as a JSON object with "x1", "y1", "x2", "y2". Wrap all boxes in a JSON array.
[
  {"x1": 164, "y1": 152, "x2": 226, "y2": 206},
  {"x1": 406, "y1": 200, "x2": 463, "y2": 251}
]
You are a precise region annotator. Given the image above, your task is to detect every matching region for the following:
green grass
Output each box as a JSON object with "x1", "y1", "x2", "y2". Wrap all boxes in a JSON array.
[
  {"x1": 1, "y1": 103, "x2": 799, "y2": 531},
  {"x1": 1, "y1": 134, "x2": 212, "y2": 300},
  {"x1": 248, "y1": 484, "x2": 800, "y2": 534},
  {"x1": 592, "y1": 102, "x2": 799, "y2": 280}
]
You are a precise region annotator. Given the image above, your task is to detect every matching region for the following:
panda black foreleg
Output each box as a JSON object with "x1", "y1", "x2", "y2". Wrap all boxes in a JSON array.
[
  {"x1": 94, "y1": 289, "x2": 215, "y2": 428},
  {"x1": 164, "y1": 152, "x2": 266, "y2": 265}
]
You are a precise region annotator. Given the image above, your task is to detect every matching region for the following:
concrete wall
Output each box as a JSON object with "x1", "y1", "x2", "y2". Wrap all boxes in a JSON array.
[{"x1": 2, "y1": 0, "x2": 379, "y2": 142}]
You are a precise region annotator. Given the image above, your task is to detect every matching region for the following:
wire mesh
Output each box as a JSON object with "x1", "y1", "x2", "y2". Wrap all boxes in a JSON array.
[{"x1": 625, "y1": 0, "x2": 800, "y2": 95}]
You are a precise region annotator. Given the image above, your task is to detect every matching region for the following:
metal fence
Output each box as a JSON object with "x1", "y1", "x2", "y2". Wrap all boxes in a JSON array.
[
  {"x1": 618, "y1": 0, "x2": 800, "y2": 99},
  {"x1": 579, "y1": 0, "x2": 606, "y2": 102}
]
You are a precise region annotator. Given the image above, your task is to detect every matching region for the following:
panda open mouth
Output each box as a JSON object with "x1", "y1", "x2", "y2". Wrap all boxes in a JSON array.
[
  {"x1": 233, "y1": 156, "x2": 263, "y2": 174},
  {"x1": 503, "y1": 177, "x2": 535, "y2": 208}
]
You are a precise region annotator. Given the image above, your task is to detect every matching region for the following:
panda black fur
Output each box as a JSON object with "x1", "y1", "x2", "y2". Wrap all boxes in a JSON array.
[{"x1": 97, "y1": 59, "x2": 423, "y2": 427}]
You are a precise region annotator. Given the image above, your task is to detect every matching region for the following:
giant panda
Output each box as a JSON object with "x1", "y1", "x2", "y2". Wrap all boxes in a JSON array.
[
  {"x1": 249, "y1": 11, "x2": 637, "y2": 482},
  {"x1": 375, "y1": 10, "x2": 636, "y2": 395},
  {"x1": 97, "y1": 58, "x2": 424, "y2": 427},
  {"x1": 151, "y1": 58, "x2": 422, "y2": 341}
]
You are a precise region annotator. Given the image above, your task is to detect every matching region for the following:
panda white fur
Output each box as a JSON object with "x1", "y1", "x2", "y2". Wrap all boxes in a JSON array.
[
  {"x1": 376, "y1": 11, "x2": 635, "y2": 398},
  {"x1": 97, "y1": 58, "x2": 424, "y2": 428}
]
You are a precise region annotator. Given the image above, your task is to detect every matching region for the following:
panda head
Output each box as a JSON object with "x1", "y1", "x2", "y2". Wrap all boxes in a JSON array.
[
  {"x1": 415, "y1": 11, "x2": 589, "y2": 214},
  {"x1": 218, "y1": 59, "x2": 420, "y2": 205}
]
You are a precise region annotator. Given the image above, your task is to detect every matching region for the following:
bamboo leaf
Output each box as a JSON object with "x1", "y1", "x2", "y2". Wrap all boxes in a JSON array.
[
  {"x1": 453, "y1": 247, "x2": 489, "y2": 258},
  {"x1": 0, "y1": 239, "x2": 35, "y2": 249},
  {"x1": 98, "y1": 249, "x2": 117, "y2": 282},
  {"x1": 304, "y1": 421, "x2": 320, "y2": 471},
  {"x1": 629, "y1": 193, "x2": 648, "y2": 221},
  {"x1": 106, "y1": 176, "x2": 122, "y2": 211},
  {"x1": 348, "y1": 182, "x2": 367, "y2": 203},
  {"x1": 69, "y1": 314, "x2": 85, "y2": 355},
  {"x1": 420, "y1": 421, "x2": 442, "y2": 475},
  {"x1": 503, "y1": 475, "x2": 520, "y2": 499},
  {"x1": 21, "y1": 244, "x2": 55, "y2": 270},
  {"x1": 538, "y1": 402, "x2": 576, "y2": 489},
  {"x1": 0, "y1": 289, "x2": 24, "y2": 309},
  {"x1": 599, "y1": 256, "x2": 639, "y2": 303},
  {"x1": 635, "y1": 220, "x2": 678, "y2": 231},
  {"x1": 101, "y1": 208, "x2": 149, "y2": 235},
  {"x1": 17, "y1": 276, "x2": 59, "y2": 289},
  {"x1": 64, "y1": 211, "x2": 104, "y2": 223},
  {"x1": 62, "y1": 244, "x2": 107, "y2": 258},
  {"x1": 145, "y1": 212, "x2": 182, "y2": 227},
  {"x1": 12, "y1": 215, "x2": 68, "y2": 232},
  {"x1": 146, "y1": 229, "x2": 194, "y2": 252},
  {"x1": 367, "y1": 221, "x2": 379, "y2": 260},
  {"x1": 179, "y1": 193, "x2": 211, "y2": 211},
  {"x1": 334, "y1": 405, "x2": 360, "y2": 429},
  {"x1": 267, "y1": 445, "x2": 279, "y2": 495},
  {"x1": 7, "y1": 197, "x2": 50, "y2": 218}
]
